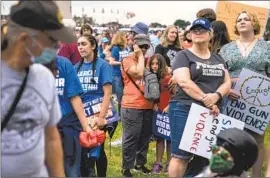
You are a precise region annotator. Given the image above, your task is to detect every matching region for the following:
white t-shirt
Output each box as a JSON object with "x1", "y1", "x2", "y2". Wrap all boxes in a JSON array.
[{"x1": 1, "y1": 61, "x2": 61, "y2": 177}]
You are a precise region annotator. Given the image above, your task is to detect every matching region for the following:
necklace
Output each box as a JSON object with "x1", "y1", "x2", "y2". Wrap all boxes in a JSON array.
[{"x1": 238, "y1": 38, "x2": 257, "y2": 57}]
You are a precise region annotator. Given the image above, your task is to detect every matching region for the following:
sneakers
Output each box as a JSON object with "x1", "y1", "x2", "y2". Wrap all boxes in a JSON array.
[
  {"x1": 134, "y1": 165, "x2": 151, "y2": 175},
  {"x1": 164, "y1": 163, "x2": 169, "y2": 174},
  {"x1": 122, "y1": 169, "x2": 133, "y2": 177},
  {"x1": 152, "y1": 163, "x2": 163, "y2": 174}
]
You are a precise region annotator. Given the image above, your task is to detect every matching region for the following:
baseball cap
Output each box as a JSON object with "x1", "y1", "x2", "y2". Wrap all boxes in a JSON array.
[
  {"x1": 190, "y1": 18, "x2": 211, "y2": 31},
  {"x1": 134, "y1": 34, "x2": 151, "y2": 46},
  {"x1": 100, "y1": 37, "x2": 109, "y2": 43},
  {"x1": 131, "y1": 22, "x2": 149, "y2": 35},
  {"x1": 9, "y1": 0, "x2": 76, "y2": 43}
]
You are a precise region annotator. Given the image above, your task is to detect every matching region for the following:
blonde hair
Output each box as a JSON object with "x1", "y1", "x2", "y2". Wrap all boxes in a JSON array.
[
  {"x1": 160, "y1": 25, "x2": 181, "y2": 49},
  {"x1": 110, "y1": 31, "x2": 127, "y2": 49},
  {"x1": 234, "y1": 11, "x2": 261, "y2": 36}
]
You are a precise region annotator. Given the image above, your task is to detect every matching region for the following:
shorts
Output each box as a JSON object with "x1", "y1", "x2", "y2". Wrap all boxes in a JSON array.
[{"x1": 169, "y1": 101, "x2": 193, "y2": 160}]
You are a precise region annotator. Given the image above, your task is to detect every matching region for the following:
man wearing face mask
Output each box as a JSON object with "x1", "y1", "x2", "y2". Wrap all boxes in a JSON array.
[
  {"x1": 196, "y1": 128, "x2": 258, "y2": 177},
  {"x1": 1, "y1": 1, "x2": 76, "y2": 177}
]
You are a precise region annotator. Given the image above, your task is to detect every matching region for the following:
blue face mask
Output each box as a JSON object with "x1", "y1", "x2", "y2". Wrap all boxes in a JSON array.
[
  {"x1": 34, "y1": 47, "x2": 57, "y2": 64},
  {"x1": 25, "y1": 38, "x2": 57, "y2": 64}
]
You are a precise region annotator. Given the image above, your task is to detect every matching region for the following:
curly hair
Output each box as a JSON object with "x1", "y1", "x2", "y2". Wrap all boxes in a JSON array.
[
  {"x1": 234, "y1": 11, "x2": 261, "y2": 36},
  {"x1": 160, "y1": 25, "x2": 181, "y2": 49}
]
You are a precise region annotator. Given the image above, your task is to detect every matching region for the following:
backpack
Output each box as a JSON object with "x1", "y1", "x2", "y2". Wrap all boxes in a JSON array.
[
  {"x1": 121, "y1": 59, "x2": 160, "y2": 101},
  {"x1": 144, "y1": 68, "x2": 160, "y2": 100}
]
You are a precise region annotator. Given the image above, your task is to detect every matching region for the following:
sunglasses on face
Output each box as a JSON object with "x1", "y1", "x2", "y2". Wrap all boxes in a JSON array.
[
  {"x1": 190, "y1": 28, "x2": 208, "y2": 35},
  {"x1": 139, "y1": 44, "x2": 150, "y2": 49}
]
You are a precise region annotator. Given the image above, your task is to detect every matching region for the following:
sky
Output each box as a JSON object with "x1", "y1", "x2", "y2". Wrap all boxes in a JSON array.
[{"x1": 1, "y1": 1, "x2": 270, "y2": 25}]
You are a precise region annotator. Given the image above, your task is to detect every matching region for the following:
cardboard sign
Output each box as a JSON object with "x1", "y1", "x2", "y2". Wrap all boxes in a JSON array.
[
  {"x1": 216, "y1": 1, "x2": 269, "y2": 40},
  {"x1": 152, "y1": 111, "x2": 171, "y2": 141},
  {"x1": 179, "y1": 103, "x2": 245, "y2": 159},
  {"x1": 224, "y1": 69, "x2": 270, "y2": 135}
]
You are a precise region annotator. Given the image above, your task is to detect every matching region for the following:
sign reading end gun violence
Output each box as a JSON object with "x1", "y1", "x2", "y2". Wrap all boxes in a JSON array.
[
  {"x1": 225, "y1": 69, "x2": 270, "y2": 135},
  {"x1": 179, "y1": 103, "x2": 245, "y2": 159}
]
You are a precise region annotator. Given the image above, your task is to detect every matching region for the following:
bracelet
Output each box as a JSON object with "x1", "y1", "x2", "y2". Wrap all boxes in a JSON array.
[{"x1": 215, "y1": 91, "x2": 222, "y2": 100}]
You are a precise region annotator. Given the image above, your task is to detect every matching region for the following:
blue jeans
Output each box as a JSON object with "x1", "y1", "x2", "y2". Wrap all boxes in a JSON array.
[
  {"x1": 64, "y1": 133, "x2": 82, "y2": 177},
  {"x1": 112, "y1": 75, "x2": 124, "y2": 115},
  {"x1": 168, "y1": 101, "x2": 193, "y2": 160}
]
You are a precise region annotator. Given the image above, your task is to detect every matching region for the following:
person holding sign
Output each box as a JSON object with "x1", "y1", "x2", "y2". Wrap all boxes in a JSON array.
[
  {"x1": 149, "y1": 54, "x2": 172, "y2": 174},
  {"x1": 219, "y1": 11, "x2": 270, "y2": 177},
  {"x1": 75, "y1": 34, "x2": 113, "y2": 177},
  {"x1": 196, "y1": 128, "x2": 258, "y2": 177},
  {"x1": 169, "y1": 18, "x2": 231, "y2": 177}
]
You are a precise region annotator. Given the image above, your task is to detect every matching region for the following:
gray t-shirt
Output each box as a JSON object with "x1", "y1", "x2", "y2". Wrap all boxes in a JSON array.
[
  {"x1": 171, "y1": 50, "x2": 226, "y2": 108},
  {"x1": 1, "y1": 61, "x2": 61, "y2": 177}
]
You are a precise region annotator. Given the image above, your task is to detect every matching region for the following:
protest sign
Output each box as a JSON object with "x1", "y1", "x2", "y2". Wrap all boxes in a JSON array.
[
  {"x1": 179, "y1": 103, "x2": 245, "y2": 159},
  {"x1": 152, "y1": 111, "x2": 171, "y2": 141},
  {"x1": 216, "y1": 1, "x2": 269, "y2": 40},
  {"x1": 81, "y1": 94, "x2": 119, "y2": 125},
  {"x1": 224, "y1": 68, "x2": 270, "y2": 135}
]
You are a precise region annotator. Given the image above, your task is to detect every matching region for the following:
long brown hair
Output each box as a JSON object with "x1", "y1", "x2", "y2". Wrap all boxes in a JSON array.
[
  {"x1": 149, "y1": 54, "x2": 169, "y2": 80},
  {"x1": 160, "y1": 25, "x2": 181, "y2": 49},
  {"x1": 110, "y1": 31, "x2": 127, "y2": 49},
  {"x1": 210, "y1": 20, "x2": 230, "y2": 53}
]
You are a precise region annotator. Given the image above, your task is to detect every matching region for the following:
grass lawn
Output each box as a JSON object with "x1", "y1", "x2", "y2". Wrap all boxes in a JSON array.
[{"x1": 104, "y1": 121, "x2": 270, "y2": 177}]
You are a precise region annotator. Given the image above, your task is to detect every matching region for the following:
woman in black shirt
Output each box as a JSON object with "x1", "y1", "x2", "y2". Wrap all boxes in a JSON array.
[{"x1": 168, "y1": 18, "x2": 231, "y2": 177}]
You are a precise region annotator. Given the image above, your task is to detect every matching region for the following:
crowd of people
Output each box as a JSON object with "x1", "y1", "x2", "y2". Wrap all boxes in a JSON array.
[{"x1": 1, "y1": 1, "x2": 270, "y2": 177}]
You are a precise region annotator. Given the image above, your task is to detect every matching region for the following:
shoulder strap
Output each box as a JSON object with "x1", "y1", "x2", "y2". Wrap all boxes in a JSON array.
[
  {"x1": 2, "y1": 67, "x2": 30, "y2": 132},
  {"x1": 121, "y1": 58, "x2": 144, "y2": 96}
]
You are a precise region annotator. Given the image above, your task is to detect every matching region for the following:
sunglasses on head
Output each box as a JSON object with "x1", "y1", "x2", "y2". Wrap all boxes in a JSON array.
[{"x1": 138, "y1": 44, "x2": 150, "y2": 49}]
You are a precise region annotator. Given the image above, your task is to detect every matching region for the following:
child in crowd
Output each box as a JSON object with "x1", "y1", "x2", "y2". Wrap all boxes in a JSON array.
[{"x1": 149, "y1": 54, "x2": 172, "y2": 174}]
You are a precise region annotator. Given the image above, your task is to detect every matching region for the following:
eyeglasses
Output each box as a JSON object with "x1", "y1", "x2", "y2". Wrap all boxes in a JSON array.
[
  {"x1": 190, "y1": 28, "x2": 208, "y2": 35},
  {"x1": 139, "y1": 44, "x2": 150, "y2": 49}
]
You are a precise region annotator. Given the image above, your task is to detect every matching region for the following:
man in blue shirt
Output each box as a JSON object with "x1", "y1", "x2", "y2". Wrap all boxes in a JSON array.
[{"x1": 44, "y1": 55, "x2": 91, "y2": 177}]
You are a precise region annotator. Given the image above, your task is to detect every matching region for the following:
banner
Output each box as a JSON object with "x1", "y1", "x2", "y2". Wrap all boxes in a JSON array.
[
  {"x1": 179, "y1": 103, "x2": 245, "y2": 159},
  {"x1": 216, "y1": 1, "x2": 269, "y2": 40},
  {"x1": 224, "y1": 68, "x2": 270, "y2": 135},
  {"x1": 81, "y1": 94, "x2": 119, "y2": 125},
  {"x1": 152, "y1": 111, "x2": 171, "y2": 141}
]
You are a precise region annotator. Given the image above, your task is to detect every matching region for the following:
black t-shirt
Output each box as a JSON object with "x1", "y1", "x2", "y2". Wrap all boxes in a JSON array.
[
  {"x1": 172, "y1": 49, "x2": 226, "y2": 108},
  {"x1": 155, "y1": 44, "x2": 181, "y2": 67}
]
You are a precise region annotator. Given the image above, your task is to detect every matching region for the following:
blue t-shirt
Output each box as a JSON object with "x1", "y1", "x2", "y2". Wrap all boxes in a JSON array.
[
  {"x1": 98, "y1": 45, "x2": 106, "y2": 60},
  {"x1": 111, "y1": 45, "x2": 129, "y2": 76},
  {"x1": 56, "y1": 56, "x2": 84, "y2": 117},
  {"x1": 74, "y1": 58, "x2": 112, "y2": 95},
  {"x1": 74, "y1": 58, "x2": 113, "y2": 117}
]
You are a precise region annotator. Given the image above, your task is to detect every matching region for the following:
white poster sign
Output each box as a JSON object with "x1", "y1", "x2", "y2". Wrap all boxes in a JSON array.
[
  {"x1": 224, "y1": 68, "x2": 270, "y2": 135},
  {"x1": 179, "y1": 103, "x2": 245, "y2": 159}
]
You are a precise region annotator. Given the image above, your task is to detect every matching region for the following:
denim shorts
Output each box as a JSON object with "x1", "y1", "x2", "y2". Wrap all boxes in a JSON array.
[{"x1": 169, "y1": 101, "x2": 193, "y2": 160}]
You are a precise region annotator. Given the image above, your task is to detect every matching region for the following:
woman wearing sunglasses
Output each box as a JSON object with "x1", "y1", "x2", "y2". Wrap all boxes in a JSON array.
[
  {"x1": 169, "y1": 18, "x2": 231, "y2": 177},
  {"x1": 219, "y1": 11, "x2": 270, "y2": 177},
  {"x1": 155, "y1": 25, "x2": 181, "y2": 69},
  {"x1": 121, "y1": 34, "x2": 153, "y2": 177},
  {"x1": 197, "y1": 128, "x2": 258, "y2": 177}
]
